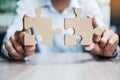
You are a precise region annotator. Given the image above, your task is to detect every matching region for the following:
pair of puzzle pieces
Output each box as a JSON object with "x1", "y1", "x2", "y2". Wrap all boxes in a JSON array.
[{"x1": 24, "y1": 8, "x2": 102, "y2": 46}]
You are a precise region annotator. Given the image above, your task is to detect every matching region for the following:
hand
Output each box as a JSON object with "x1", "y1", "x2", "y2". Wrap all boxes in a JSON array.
[
  {"x1": 5, "y1": 16, "x2": 35, "y2": 60},
  {"x1": 85, "y1": 16, "x2": 119, "y2": 57}
]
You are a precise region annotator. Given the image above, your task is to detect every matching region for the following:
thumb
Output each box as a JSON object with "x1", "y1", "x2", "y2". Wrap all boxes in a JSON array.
[
  {"x1": 23, "y1": 14, "x2": 36, "y2": 46},
  {"x1": 84, "y1": 15, "x2": 97, "y2": 51},
  {"x1": 84, "y1": 43, "x2": 95, "y2": 51},
  {"x1": 87, "y1": 15, "x2": 100, "y2": 28},
  {"x1": 23, "y1": 14, "x2": 30, "y2": 32},
  {"x1": 22, "y1": 15, "x2": 35, "y2": 56}
]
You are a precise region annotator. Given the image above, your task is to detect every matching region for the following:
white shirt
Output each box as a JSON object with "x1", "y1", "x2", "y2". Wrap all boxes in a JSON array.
[{"x1": 1, "y1": 0, "x2": 107, "y2": 58}]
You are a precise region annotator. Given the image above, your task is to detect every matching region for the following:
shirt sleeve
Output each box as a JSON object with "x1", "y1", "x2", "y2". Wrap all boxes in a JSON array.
[
  {"x1": 109, "y1": 46, "x2": 120, "y2": 58},
  {"x1": 79, "y1": 0, "x2": 105, "y2": 26},
  {"x1": 1, "y1": 0, "x2": 29, "y2": 58},
  {"x1": 1, "y1": 0, "x2": 46, "y2": 58}
]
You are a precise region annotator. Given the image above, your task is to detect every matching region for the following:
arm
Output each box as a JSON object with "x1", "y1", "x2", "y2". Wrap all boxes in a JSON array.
[{"x1": 1, "y1": 0, "x2": 35, "y2": 60}]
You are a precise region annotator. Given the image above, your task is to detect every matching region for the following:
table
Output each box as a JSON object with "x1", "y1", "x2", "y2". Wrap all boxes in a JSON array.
[{"x1": 0, "y1": 53, "x2": 120, "y2": 80}]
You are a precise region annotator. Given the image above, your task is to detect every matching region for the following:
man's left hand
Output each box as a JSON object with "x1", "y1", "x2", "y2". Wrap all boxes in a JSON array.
[{"x1": 85, "y1": 16, "x2": 119, "y2": 57}]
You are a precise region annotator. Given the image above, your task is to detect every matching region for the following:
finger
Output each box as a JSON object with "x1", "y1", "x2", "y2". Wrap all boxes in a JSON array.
[
  {"x1": 92, "y1": 43, "x2": 103, "y2": 55},
  {"x1": 104, "y1": 34, "x2": 119, "y2": 50},
  {"x1": 14, "y1": 30, "x2": 35, "y2": 57},
  {"x1": 87, "y1": 15, "x2": 103, "y2": 43},
  {"x1": 99, "y1": 30, "x2": 113, "y2": 49},
  {"x1": 103, "y1": 42, "x2": 118, "y2": 57},
  {"x1": 5, "y1": 40, "x2": 23, "y2": 60},
  {"x1": 15, "y1": 31, "x2": 26, "y2": 45},
  {"x1": 9, "y1": 35, "x2": 24, "y2": 54},
  {"x1": 84, "y1": 42, "x2": 94, "y2": 51},
  {"x1": 24, "y1": 45, "x2": 35, "y2": 56},
  {"x1": 87, "y1": 15, "x2": 100, "y2": 28},
  {"x1": 93, "y1": 27, "x2": 105, "y2": 43},
  {"x1": 85, "y1": 15, "x2": 100, "y2": 51}
]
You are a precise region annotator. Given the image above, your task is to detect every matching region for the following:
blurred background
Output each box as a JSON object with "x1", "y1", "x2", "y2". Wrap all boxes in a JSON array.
[
  {"x1": 0, "y1": 0, "x2": 120, "y2": 50},
  {"x1": 0, "y1": 0, "x2": 18, "y2": 51}
]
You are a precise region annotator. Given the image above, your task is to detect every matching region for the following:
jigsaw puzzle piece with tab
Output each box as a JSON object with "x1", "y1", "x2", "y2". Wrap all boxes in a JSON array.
[
  {"x1": 23, "y1": 8, "x2": 61, "y2": 46},
  {"x1": 64, "y1": 8, "x2": 102, "y2": 46}
]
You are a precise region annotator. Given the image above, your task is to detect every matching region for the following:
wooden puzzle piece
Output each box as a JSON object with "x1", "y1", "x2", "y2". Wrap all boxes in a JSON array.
[
  {"x1": 64, "y1": 8, "x2": 102, "y2": 45},
  {"x1": 24, "y1": 8, "x2": 61, "y2": 46}
]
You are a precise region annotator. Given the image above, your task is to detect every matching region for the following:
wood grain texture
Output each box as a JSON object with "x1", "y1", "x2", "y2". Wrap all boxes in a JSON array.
[{"x1": 0, "y1": 53, "x2": 120, "y2": 80}]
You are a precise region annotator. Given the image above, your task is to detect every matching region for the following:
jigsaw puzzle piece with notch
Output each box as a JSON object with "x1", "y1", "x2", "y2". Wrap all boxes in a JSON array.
[
  {"x1": 24, "y1": 8, "x2": 61, "y2": 46},
  {"x1": 64, "y1": 8, "x2": 103, "y2": 46}
]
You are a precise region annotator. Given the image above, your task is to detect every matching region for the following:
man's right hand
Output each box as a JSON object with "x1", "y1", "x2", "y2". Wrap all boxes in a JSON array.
[{"x1": 5, "y1": 30, "x2": 35, "y2": 60}]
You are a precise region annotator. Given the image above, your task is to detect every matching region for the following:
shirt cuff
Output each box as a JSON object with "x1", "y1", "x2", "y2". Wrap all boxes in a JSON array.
[
  {"x1": 101, "y1": 46, "x2": 119, "y2": 58},
  {"x1": 91, "y1": 46, "x2": 120, "y2": 59},
  {"x1": 110, "y1": 46, "x2": 119, "y2": 58}
]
